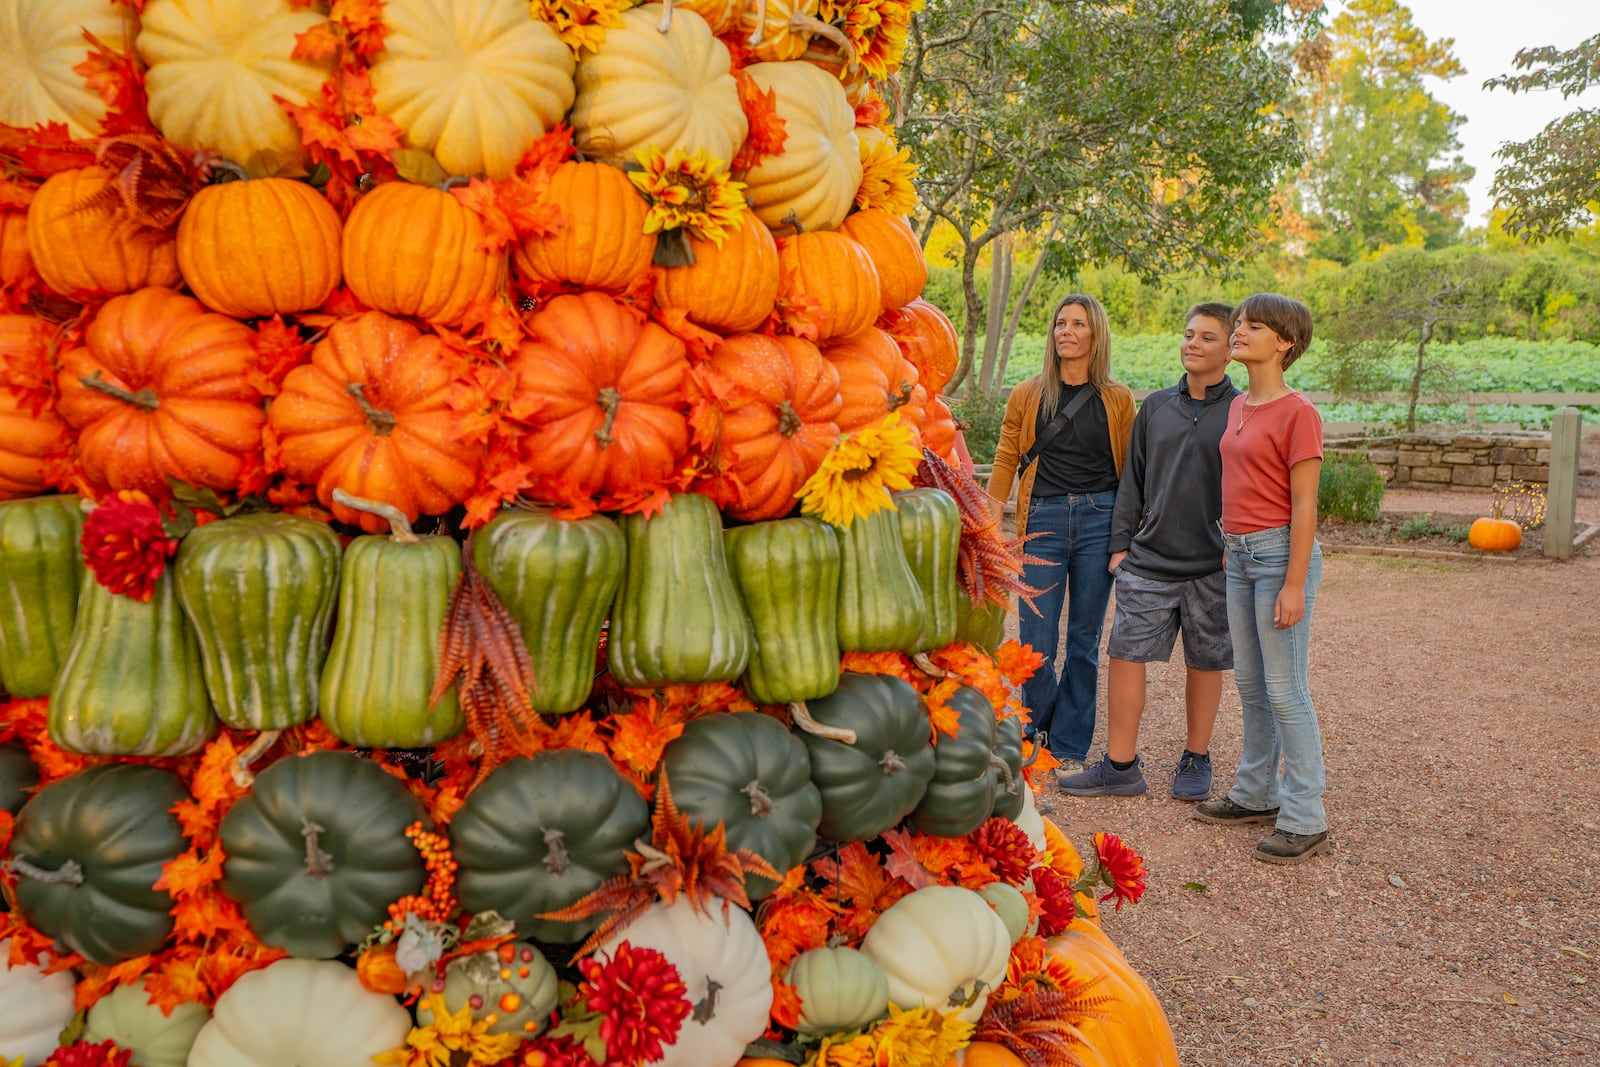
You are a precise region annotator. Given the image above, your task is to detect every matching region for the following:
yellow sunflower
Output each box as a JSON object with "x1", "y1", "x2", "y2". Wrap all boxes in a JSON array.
[
  {"x1": 856, "y1": 132, "x2": 919, "y2": 216},
  {"x1": 528, "y1": 0, "x2": 630, "y2": 59},
  {"x1": 870, "y1": 1003, "x2": 975, "y2": 1067},
  {"x1": 796, "y1": 411, "x2": 925, "y2": 529},
  {"x1": 374, "y1": 993, "x2": 523, "y2": 1067},
  {"x1": 628, "y1": 146, "x2": 748, "y2": 246}
]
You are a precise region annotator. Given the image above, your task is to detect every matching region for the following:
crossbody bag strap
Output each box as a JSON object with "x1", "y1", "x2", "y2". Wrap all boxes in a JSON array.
[{"x1": 1018, "y1": 384, "x2": 1097, "y2": 471}]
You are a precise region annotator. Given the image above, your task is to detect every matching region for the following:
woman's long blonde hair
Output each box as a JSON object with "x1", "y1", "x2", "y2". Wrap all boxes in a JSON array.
[{"x1": 1039, "y1": 294, "x2": 1113, "y2": 418}]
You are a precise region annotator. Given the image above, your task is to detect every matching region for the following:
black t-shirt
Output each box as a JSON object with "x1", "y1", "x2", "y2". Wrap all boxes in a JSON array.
[{"x1": 1031, "y1": 383, "x2": 1119, "y2": 496}]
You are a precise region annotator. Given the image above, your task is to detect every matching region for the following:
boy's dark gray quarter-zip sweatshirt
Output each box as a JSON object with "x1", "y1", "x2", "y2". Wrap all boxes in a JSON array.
[{"x1": 1108, "y1": 373, "x2": 1241, "y2": 581}]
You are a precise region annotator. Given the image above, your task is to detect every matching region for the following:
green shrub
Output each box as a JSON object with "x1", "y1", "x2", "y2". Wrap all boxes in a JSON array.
[
  {"x1": 1396, "y1": 515, "x2": 1471, "y2": 541},
  {"x1": 948, "y1": 390, "x2": 1009, "y2": 466},
  {"x1": 1318, "y1": 453, "x2": 1385, "y2": 521}
]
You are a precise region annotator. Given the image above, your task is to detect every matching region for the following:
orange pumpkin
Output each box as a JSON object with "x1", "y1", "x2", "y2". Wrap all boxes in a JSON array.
[
  {"x1": 708, "y1": 333, "x2": 842, "y2": 521},
  {"x1": 822, "y1": 326, "x2": 916, "y2": 433},
  {"x1": 55, "y1": 288, "x2": 265, "y2": 498},
  {"x1": 838, "y1": 207, "x2": 927, "y2": 313},
  {"x1": 25, "y1": 167, "x2": 181, "y2": 298},
  {"x1": 508, "y1": 291, "x2": 691, "y2": 503},
  {"x1": 341, "y1": 182, "x2": 504, "y2": 326},
  {"x1": 1468, "y1": 508, "x2": 1522, "y2": 552},
  {"x1": 177, "y1": 176, "x2": 343, "y2": 318},
  {"x1": 653, "y1": 209, "x2": 780, "y2": 334},
  {"x1": 269, "y1": 311, "x2": 484, "y2": 532},
  {"x1": 884, "y1": 297, "x2": 959, "y2": 394},
  {"x1": 945, "y1": 1043, "x2": 1027, "y2": 1066},
  {"x1": 512, "y1": 161, "x2": 656, "y2": 294},
  {"x1": 0, "y1": 208, "x2": 38, "y2": 292},
  {"x1": 776, "y1": 230, "x2": 880, "y2": 343},
  {"x1": 921, "y1": 394, "x2": 958, "y2": 463},
  {"x1": 0, "y1": 314, "x2": 69, "y2": 499},
  {"x1": 1042, "y1": 920, "x2": 1182, "y2": 1067}
]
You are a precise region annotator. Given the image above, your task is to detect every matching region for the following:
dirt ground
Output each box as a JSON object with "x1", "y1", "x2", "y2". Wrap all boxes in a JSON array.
[{"x1": 1023, "y1": 434, "x2": 1600, "y2": 1065}]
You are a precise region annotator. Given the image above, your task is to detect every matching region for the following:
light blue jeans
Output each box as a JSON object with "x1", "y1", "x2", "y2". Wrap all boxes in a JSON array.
[
  {"x1": 1018, "y1": 490, "x2": 1117, "y2": 762},
  {"x1": 1222, "y1": 525, "x2": 1327, "y2": 835}
]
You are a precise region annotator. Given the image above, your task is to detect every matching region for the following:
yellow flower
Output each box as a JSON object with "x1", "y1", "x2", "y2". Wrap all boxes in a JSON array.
[
  {"x1": 628, "y1": 146, "x2": 748, "y2": 245},
  {"x1": 797, "y1": 411, "x2": 925, "y2": 529},
  {"x1": 528, "y1": 0, "x2": 629, "y2": 59},
  {"x1": 822, "y1": 0, "x2": 927, "y2": 79},
  {"x1": 856, "y1": 133, "x2": 919, "y2": 215},
  {"x1": 871, "y1": 1003, "x2": 975, "y2": 1067},
  {"x1": 374, "y1": 992, "x2": 524, "y2": 1067},
  {"x1": 810, "y1": 1032, "x2": 878, "y2": 1067}
]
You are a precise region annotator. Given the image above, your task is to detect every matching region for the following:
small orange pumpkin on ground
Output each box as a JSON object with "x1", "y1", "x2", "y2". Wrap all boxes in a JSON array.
[
  {"x1": 268, "y1": 310, "x2": 484, "y2": 532},
  {"x1": 653, "y1": 208, "x2": 780, "y2": 334},
  {"x1": 26, "y1": 167, "x2": 181, "y2": 298},
  {"x1": 838, "y1": 207, "x2": 928, "y2": 313},
  {"x1": 1468, "y1": 507, "x2": 1522, "y2": 552},
  {"x1": 776, "y1": 229, "x2": 880, "y2": 343},
  {"x1": 512, "y1": 160, "x2": 656, "y2": 294}
]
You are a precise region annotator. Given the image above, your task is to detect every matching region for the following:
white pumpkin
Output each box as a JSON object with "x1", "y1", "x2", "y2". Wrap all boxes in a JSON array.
[
  {"x1": 599, "y1": 901, "x2": 773, "y2": 1067},
  {"x1": 1012, "y1": 781, "x2": 1048, "y2": 854},
  {"x1": 186, "y1": 959, "x2": 412, "y2": 1067},
  {"x1": 740, "y1": 62, "x2": 861, "y2": 234},
  {"x1": 137, "y1": 0, "x2": 335, "y2": 174},
  {"x1": 977, "y1": 881, "x2": 1033, "y2": 944},
  {"x1": 571, "y1": 7, "x2": 746, "y2": 167},
  {"x1": 859, "y1": 885, "x2": 1012, "y2": 1024},
  {"x1": 785, "y1": 945, "x2": 889, "y2": 1036},
  {"x1": 0, "y1": 939, "x2": 76, "y2": 1067},
  {"x1": 0, "y1": 0, "x2": 137, "y2": 136},
  {"x1": 369, "y1": 0, "x2": 576, "y2": 179},
  {"x1": 83, "y1": 982, "x2": 209, "y2": 1067}
]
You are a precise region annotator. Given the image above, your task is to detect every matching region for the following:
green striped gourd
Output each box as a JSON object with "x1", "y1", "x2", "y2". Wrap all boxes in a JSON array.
[
  {"x1": 49, "y1": 571, "x2": 216, "y2": 756},
  {"x1": 833, "y1": 504, "x2": 924, "y2": 653},
  {"x1": 724, "y1": 517, "x2": 840, "y2": 704},
  {"x1": 0, "y1": 495, "x2": 85, "y2": 697},
  {"x1": 319, "y1": 493, "x2": 463, "y2": 748},
  {"x1": 608, "y1": 492, "x2": 752, "y2": 687},
  {"x1": 472, "y1": 508, "x2": 624, "y2": 714},
  {"x1": 174, "y1": 512, "x2": 342, "y2": 729},
  {"x1": 892, "y1": 487, "x2": 961, "y2": 652},
  {"x1": 954, "y1": 592, "x2": 1008, "y2": 652}
]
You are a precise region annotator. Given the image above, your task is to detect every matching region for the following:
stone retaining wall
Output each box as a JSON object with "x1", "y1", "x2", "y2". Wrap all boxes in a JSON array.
[{"x1": 1324, "y1": 432, "x2": 1551, "y2": 489}]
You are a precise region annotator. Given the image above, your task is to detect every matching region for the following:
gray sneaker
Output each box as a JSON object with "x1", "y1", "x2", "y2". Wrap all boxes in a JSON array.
[
  {"x1": 1057, "y1": 755, "x2": 1148, "y2": 797},
  {"x1": 1170, "y1": 751, "x2": 1213, "y2": 802}
]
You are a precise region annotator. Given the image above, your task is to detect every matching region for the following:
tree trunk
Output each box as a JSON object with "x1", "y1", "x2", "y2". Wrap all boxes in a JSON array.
[
  {"x1": 995, "y1": 225, "x2": 1058, "y2": 391},
  {"x1": 947, "y1": 242, "x2": 987, "y2": 396},
  {"x1": 977, "y1": 237, "x2": 1013, "y2": 393},
  {"x1": 1407, "y1": 318, "x2": 1433, "y2": 432}
]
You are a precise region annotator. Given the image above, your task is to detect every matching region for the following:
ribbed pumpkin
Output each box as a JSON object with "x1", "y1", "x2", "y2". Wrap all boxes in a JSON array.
[
  {"x1": 0, "y1": 0, "x2": 138, "y2": 136},
  {"x1": 0, "y1": 494, "x2": 84, "y2": 698},
  {"x1": 885, "y1": 297, "x2": 960, "y2": 394},
  {"x1": 370, "y1": 0, "x2": 575, "y2": 179},
  {"x1": 740, "y1": 62, "x2": 861, "y2": 233},
  {"x1": 415, "y1": 942, "x2": 560, "y2": 1037},
  {"x1": 508, "y1": 292, "x2": 690, "y2": 504},
  {"x1": 736, "y1": 0, "x2": 847, "y2": 63},
  {"x1": 0, "y1": 937, "x2": 77, "y2": 1067},
  {"x1": 724, "y1": 516, "x2": 841, "y2": 705},
  {"x1": 83, "y1": 981, "x2": 210, "y2": 1067},
  {"x1": 341, "y1": 182, "x2": 504, "y2": 326},
  {"x1": 137, "y1": 0, "x2": 334, "y2": 174},
  {"x1": 921, "y1": 395, "x2": 959, "y2": 462},
  {"x1": 777, "y1": 230, "x2": 880, "y2": 343},
  {"x1": 55, "y1": 288, "x2": 265, "y2": 498},
  {"x1": 571, "y1": 7, "x2": 746, "y2": 165},
  {"x1": 177, "y1": 176, "x2": 343, "y2": 318},
  {"x1": 1042, "y1": 920, "x2": 1182, "y2": 1066},
  {"x1": 663, "y1": 0, "x2": 743, "y2": 34},
  {"x1": 268, "y1": 310, "x2": 483, "y2": 532},
  {"x1": 0, "y1": 316, "x2": 69, "y2": 500},
  {"x1": 652, "y1": 207, "x2": 780, "y2": 333},
  {"x1": 785, "y1": 945, "x2": 889, "y2": 1035},
  {"x1": 859, "y1": 884, "x2": 1011, "y2": 1024},
  {"x1": 822, "y1": 326, "x2": 914, "y2": 433},
  {"x1": 26, "y1": 168, "x2": 181, "y2": 298},
  {"x1": 512, "y1": 161, "x2": 655, "y2": 292},
  {"x1": 838, "y1": 208, "x2": 927, "y2": 313},
  {"x1": 708, "y1": 333, "x2": 842, "y2": 521}
]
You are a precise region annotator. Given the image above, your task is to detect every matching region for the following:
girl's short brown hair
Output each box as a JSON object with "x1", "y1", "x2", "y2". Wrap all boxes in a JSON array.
[{"x1": 1235, "y1": 293, "x2": 1314, "y2": 369}]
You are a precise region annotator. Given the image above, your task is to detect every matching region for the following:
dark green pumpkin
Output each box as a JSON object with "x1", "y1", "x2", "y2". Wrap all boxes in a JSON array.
[
  {"x1": 795, "y1": 672, "x2": 934, "y2": 842},
  {"x1": 660, "y1": 711, "x2": 822, "y2": 898},
  {"x1": 10, "y1": 764, "x2": 188, "y2": 963},
  {"x1": 49, "y1": 571, "x2": 216, "y2": 756},
  {"x1": 175, "y1": 512, "x2": 342, "y2": 730},
  {"x1": 451, "y1": 750, "x2": 648, "y2": 944},
  {"x1": 0, "y1": 495, "x2": 85, "y2": 697},
  {"x1": 0, "y1": 742, "x2": 39, "y2": 816},
  {"x1": 608, "y1": 492, "x2": 752, "y2": 687},
  {"x1": 892, "y1": 488, "x2": 961, "y2": 653},
  {"x1": 219, "y1": 750, "x2": 429, "y2": 959},
  {"x1": 833, "y1": 508, "x2": 924, "y2": 653},
  {"x1": 954, "y1": 592, "x2": 1008, "y2": 653},
  {"x1": 991, "y1": 712, "x2": 1025, "y2": 821},
  {"x1": 724, "y1": 517, "x2": 840, "y2": 705},
  {"x1": 472, "y1": 508, "x2": 624, "y2": 714},
  {"x1": 909, "y1": 685, "x2": 998, "y2": 838},
  {"x1": 319, "y1": 518, "x2": 464, "y2": 748}
]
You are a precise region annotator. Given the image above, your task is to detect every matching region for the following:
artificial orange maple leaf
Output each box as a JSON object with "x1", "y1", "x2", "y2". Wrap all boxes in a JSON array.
[
  {"x1": 607, "y1": 698, "x2": 686, "y2": 780},
  {"x1": 154, "y1": 846, "x2": 225, "y2": 898},
  {"x1": 249, "y1": 316, "x2": 314, "y2": 397},
  {"x1": 451, "y1": 178, "x2": 519, "y2": 251},
  {"x1": 292, "y1": 22, "x2": 343, "y2": 61},
  {"x1": 145, "y1": 946, "x2": 212, "y2": 1010},
  {"x1": 74, "y1": 31, "x2": 155, "y2": 137},
  {"x1": 994, "y1": 639, "x2": 1045, "y2": 687},
  {"x1": 755, "y1": 874, "x2": 836, "y2": 970},
  {"x1": 330, "y1": 0, "x2": 389, "y2": 57},
  {"x1": 811, "y1": 841, "x2": 912, "y2": 940},
  {"x1": 731, "y1": 72, "x2": 788, "y2": 174},
  {"x1": 923, "y1": 679, "x2": 963, "y2": 743}
]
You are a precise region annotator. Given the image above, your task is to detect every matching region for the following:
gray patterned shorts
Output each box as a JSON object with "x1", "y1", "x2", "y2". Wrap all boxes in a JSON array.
[{"x1": 1106, "y1": 567, "x2": 1232, "y2": 670}]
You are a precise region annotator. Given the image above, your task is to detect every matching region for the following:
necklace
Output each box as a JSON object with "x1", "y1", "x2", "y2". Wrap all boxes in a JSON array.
[{"x1": 1235, "y1": 392, "x2": 1284, "y2": 434}]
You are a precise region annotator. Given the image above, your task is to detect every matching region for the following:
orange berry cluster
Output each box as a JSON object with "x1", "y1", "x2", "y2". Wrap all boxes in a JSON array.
[{"x1": 386, "y1": 820, "x2": 458, "y2": 927}]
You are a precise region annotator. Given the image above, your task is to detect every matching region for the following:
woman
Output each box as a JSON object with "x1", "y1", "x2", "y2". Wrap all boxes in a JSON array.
[{"x1": 987, "y1": 295, "x2": 1135, "y2": 772}]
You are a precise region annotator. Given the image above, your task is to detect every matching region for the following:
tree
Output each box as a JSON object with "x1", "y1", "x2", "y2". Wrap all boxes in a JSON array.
[
  {"x1": 898, "y1": 0, "x2": 1307, "y2": 394},
  {"x1": 1485, "y1": 33, "x2": 1600, "y2": 243},
  {"x1": 1282, "y1": 0, "x2": 1473, "y2": 263}
]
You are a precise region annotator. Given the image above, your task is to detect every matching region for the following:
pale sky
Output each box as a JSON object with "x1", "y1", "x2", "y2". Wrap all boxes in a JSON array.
[{"x1": 1334, "y1": 0, "x2": 1599, "y2": 226}]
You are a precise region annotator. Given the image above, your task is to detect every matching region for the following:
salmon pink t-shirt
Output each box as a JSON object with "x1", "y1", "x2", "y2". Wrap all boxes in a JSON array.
[{"x1": 1219, "y1": 391, "x2": 1323, "y2": 533}]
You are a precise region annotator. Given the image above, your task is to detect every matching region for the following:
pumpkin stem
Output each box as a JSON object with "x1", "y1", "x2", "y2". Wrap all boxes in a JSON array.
[
  {"x1": 542, "y1": 828, "x2": 572, "y2": 875},
  {"x1": 1021, "y1": 742, "x2": 1041, "y2": 770},
  {"x1": 741, "y1": 780, "x2": 775, "y2": 818},
  {"x1": 790, "y1": 14, "x2": 859, "y2": 76},
  {"x1": 692, "y1": 978, "x2": 723, "y2": 1023},
  {"x1": 776, "y1": 400, "x2": 802, "y2": 438},
  {"x1": 947, "y1": 977, "x2": 986, "y2": 1010},
  {"x1": 7, "y1": 855, "x2": 85, "y2": 887},
  {"x1": 231, "y1": 729, "x2": 282, "y2": 788},
  {"x1": 207, "y1": 160, "x2": 250, "y2": 183},
  {"x1": 594, "y1": 386, "x2": 623, "y2": 448},
  {"x1": 886, "y1": 380, "x2": 913, "y2": 412},
  {"x1": 346, "y1": 381, "x2": 397, "y2": 437},
  {"x1": 79, "y1": 370, "x2": 159, "y2": 412},
  {"x1": 987, "y1": 753, "x2": 1019, "y2": 795},
  {"x1": 747, "y1": 0, "x2": 770, "y2": 45},
  {"x1": 332, "y1": 488, "x2": 418, "y2": 542},
  {"x1": 300, "y1": 817, "x2": 335, "y2": 878},
  {"x1": 656, "y1": 0, "x2": 674, "y2": 32},
  {"x1": 910, "y1": 652, "x2": 947, "y2": 678},
  {"x1": 879, "y1": 750, "x2": 906, "y2": 775},
  {"x1": 788, "y1": 701, "x2": 857, "y2": 744}
]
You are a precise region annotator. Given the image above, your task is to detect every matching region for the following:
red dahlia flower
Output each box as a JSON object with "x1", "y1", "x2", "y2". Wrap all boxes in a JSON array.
[
  {"x1": 80, "y1": 490, "x2": 179, "y2": 602},
  {"x1": 576, "y1": 941, "x2": 692, "y2": 1066}
]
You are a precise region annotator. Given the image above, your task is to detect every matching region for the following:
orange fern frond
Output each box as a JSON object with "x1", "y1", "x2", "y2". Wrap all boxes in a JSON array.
[
  {"x1": 915, "y1": 448, "x2": 1048, "y2": 613},
  {"x1": 974, "y1": 985, "x2": 1114, "y2": 1067},
  {"x1": 73, "y1": 134, "x2": 213, "y2": 236}
]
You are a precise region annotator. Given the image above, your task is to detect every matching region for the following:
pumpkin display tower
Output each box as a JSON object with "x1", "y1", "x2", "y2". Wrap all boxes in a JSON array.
[{"x1": 0, "y1": 1, "x2": 1180, "y2": 1065}]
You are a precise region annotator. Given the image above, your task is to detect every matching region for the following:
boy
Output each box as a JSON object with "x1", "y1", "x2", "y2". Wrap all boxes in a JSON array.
[{"x1": 1058, "y1": 303, "x2": 1238, "y2": 800}]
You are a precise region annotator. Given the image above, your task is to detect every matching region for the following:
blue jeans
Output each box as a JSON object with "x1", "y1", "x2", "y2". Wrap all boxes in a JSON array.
[
  {"x1": 1222, "y1": 525, "x2": 1326, "y2": 834},
  {"x1": 1018, "y1": 491, "x2": 1116, "y2": 761}
]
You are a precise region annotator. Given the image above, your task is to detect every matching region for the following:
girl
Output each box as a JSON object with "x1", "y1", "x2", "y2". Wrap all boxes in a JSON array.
[{"x1": 1194, "y1": 293, "x2": 1330, "y2": 864}]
